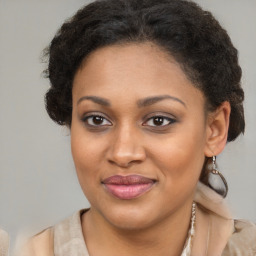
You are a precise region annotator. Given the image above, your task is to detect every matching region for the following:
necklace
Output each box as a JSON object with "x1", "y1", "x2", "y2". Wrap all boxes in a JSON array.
[{"x1": 181, "y1": 202, "x2": 196, "y2": 256}]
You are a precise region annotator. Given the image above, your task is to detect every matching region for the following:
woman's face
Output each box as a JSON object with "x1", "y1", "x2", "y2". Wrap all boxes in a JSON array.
[{"x1": 71, "y1": 42, "x2": 209, "y2": 230}]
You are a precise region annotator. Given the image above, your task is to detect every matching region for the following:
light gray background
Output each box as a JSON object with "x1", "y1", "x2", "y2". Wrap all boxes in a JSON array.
[{"x1": 0, "y1": 0, "x2": 255, "y2": 247}]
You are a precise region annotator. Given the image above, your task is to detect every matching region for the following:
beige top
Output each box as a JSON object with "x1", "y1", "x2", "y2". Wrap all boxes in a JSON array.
[
  {"x1": 19, "y1": 183, "x2": 256, "y2": 256},
  {"x1": 0, "y1": 229, "x2": 9, "y2": 256}
]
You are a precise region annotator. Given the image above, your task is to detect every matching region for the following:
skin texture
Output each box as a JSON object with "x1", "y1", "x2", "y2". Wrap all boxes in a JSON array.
[{"x1": 71, "y1": 42, "x2": 230, "y2": 256}]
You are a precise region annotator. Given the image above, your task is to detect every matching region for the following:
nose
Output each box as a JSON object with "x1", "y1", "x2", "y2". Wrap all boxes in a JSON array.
[{"x1": 107, "y1": 124, "x2": 146, "y2": 168}]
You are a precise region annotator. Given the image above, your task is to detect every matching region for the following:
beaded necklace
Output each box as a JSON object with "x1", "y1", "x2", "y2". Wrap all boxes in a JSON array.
[{"x1": 181, "y1": 202, "x2": 196, "y2": 256}]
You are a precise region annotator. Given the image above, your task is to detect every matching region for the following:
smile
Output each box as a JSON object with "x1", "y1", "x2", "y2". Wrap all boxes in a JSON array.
[{"x1": 102, "y1": 175, "x2": 156, "y2": 200}]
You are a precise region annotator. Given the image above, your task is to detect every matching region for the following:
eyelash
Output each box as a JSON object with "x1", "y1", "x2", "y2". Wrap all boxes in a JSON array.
[
  {"x1": 82, "y1": 114, "x2": 112, "y2": 127},
  {"x1": 81, "y1": 113, "x2": 176, "y2": 129},
  {"x1": 142, "y1": 116, "x2": 176, "y2": 127}
]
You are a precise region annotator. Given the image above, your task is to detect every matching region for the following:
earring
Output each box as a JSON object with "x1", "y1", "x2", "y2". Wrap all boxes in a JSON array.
[{"x1": 208, "y1": 156, "x2": 228, "y2": 198}]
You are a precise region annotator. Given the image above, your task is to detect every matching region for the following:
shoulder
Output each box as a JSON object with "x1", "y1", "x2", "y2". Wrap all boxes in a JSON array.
[
  {"x1": 16, "y1": 228, "x2": 54, "y2": 256},
  {"x1": 16, "y1": 209, "x2": 87, "y2": 256},
  {"x1": 53, "y1": 209, "x2": 89, "y2": 255},
  {"x1": 222, "y1": 219, "x2": 256, "y2": 256}
]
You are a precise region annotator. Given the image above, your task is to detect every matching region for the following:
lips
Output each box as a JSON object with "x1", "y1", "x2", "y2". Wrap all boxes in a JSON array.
[{"x1": 102, "y1": 175, "x2": 155, "y2": 200}]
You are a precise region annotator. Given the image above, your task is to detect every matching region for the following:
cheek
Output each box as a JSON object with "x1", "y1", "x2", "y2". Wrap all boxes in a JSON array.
[
  {"x1": 149, "y1": 125, "x2": 206, "y2": 184},
  {"x1": 153, "y1": 144, "x2": 204, "y2": 204},
  {"x1": 71, "y1": 120, "x2": 106, "y2": 165},
  {"x1": 71, "y1": 133, "x2": 103, "y2": 204},
  {"x1": 71, "y1": 125, "x2": 102, "y2": 185}
]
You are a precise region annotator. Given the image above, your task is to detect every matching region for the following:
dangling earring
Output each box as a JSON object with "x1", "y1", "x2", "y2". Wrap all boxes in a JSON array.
[{"x1": 208, "y1": 156, "x2": 228, "y2": 198}]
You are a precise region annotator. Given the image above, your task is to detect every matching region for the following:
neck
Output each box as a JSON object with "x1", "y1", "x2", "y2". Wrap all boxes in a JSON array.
[{"x1": 82, "y1": 200, "x2": 194, "y2": 256}]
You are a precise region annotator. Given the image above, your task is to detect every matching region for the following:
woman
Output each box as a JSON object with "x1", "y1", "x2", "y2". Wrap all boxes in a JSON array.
[{"x1": 22, "y1": 0, "x2": 256, "y2": 255}]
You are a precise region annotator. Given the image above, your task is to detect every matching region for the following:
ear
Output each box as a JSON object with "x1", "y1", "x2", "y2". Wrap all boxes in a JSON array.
[{"x1": 204, "y1": 101, "x2": 231, "y2": 157}]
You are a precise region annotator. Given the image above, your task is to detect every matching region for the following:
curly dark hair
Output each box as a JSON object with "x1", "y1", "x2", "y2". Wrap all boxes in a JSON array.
[{"x1": 44, "y1": 0, "x2": 244, "y2": 142}]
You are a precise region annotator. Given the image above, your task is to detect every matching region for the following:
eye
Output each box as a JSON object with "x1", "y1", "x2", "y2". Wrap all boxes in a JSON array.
[
  {"x1": 82, "y1": 115, "x2": 112, "y2": 127},
  {"x1": 143, "y1": 116, "x2": 175, "y2": 127}
]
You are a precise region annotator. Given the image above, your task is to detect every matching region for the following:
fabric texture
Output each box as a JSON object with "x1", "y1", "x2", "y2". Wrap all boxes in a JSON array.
[
  {"x1": 18, "y1": 182, "x2": 256, "y2": 256},
  {"x1": 222, "y1": 220, "x2": 256, "y2": 256}
]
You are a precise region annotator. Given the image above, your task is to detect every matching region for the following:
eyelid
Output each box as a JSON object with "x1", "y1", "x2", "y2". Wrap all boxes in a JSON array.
[
  {"x1": 81, "y1": 111, "x2": 111, "y2": 120},
  {"x1": 142, "y1": 111, "x2": 176, "y2": 121},
  {"x1": 142, "y1": 113, "x2": 177, "y2": 127},
  {"x1": 81, "y1": 112, "x2": 113, "y2": 126},
  {"x1": 80, "y1": 111, "x2": 177, "y2": 129}
]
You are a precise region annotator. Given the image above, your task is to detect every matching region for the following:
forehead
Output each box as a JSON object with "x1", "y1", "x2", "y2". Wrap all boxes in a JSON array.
[{"x1": 72, "y1": 42, "x2": 205, "y2": 108}]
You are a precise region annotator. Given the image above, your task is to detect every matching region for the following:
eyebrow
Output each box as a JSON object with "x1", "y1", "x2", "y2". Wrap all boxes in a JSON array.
[
  {"x1": 137, "y1": 95, "x2": 186, "y2": 108},
  {"x1": 77, "y1": 94, "x2": 186, "y2": 108},
  {"x1": 77, "y1": 96, "x2": 110, "y2": 106}
]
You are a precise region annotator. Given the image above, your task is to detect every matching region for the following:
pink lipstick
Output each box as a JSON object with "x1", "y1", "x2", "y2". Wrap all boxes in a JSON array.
[{"x1": 102, "y1": 175, "x2": 155, "y2": 200}]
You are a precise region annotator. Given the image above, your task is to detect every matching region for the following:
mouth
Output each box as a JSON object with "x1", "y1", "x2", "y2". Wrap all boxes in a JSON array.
[{"x1": 102, "y1": 175, "x2": 156, "y2": 200}]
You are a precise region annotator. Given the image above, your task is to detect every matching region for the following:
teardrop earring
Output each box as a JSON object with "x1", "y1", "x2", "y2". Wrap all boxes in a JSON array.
[{"x1": 208, "y1": 156, "x2": 228, "y2": 198}]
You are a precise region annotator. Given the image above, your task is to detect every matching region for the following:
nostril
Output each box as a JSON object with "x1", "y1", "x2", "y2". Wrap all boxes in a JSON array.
[
  {"x1": 108, "y1": 158, "x2": 135, "y2": 168},
  {"x1": 106, "y1": 129, "x2": 146, "y2": 166},
  {"x1": 107, "y1": 152, "x2": 145, "y2": 168}
]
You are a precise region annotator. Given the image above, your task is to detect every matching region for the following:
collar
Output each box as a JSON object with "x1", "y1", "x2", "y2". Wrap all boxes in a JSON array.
[{"x1": 192, "y1": 182, "x2": 234, "y2": 256}]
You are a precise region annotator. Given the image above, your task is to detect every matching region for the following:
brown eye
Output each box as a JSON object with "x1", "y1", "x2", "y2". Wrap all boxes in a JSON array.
[
  {"x1": 143, "y1": 116, "x2": 176, "y2": 127},
  {"x1": 153, "y1": 117, "x2": 164, "y2": 126},
  {"x1": 83, "y1": 115, "x2": 112, "y2": 127},
  {"x1": 93, "y1": 116, "x2": 104, "y2": 125}
]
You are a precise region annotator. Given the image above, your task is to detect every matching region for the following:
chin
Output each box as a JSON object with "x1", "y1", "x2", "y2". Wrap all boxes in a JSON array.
[
  {"x1": 108, "y1": 215, "x2": 153, "y2": 231},
  {"x1": 99, "y1": 203, "x2": 160, "y2": 231}
]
